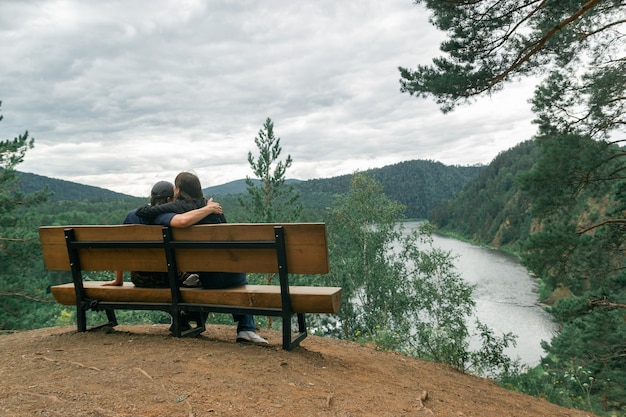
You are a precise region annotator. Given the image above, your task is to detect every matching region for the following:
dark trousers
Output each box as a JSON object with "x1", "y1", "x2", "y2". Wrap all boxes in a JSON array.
[{"x1": 198, "y1": 272, "x2": 256, "y2": 332}]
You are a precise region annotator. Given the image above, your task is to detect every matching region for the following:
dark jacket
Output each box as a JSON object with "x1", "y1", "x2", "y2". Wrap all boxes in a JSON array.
[{"x1": 135, "y1": 198, "x2": 227, "y2": 224}]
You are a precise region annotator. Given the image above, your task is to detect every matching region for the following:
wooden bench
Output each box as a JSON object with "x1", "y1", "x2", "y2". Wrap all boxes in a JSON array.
[{"x1": 39, "y1": 223, "x2": 342, "y2": 350}]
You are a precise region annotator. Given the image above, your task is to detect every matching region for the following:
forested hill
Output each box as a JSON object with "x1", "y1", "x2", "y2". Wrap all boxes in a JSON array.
[
  {"x1": 203, "y1": 178, "x2": 303, "y2": 195},
  {"x1": 204, "y1": 160, "x2": 483, "y2": 219},
  {"x1": 428, "y1": 140, "x2": 538, "y2": 250},
  {"x1": 206, "y1": 161, "x2": 484, "y2": 219},
  {"x1": 293, "y1": 160, "x2": 484, "y2": 219},
  {"x1": 19, "y1": 160, "x2": 484, "y2": 219},
  {"x1": 16, "y1": 171, "x2": 137, "y2": 201}
]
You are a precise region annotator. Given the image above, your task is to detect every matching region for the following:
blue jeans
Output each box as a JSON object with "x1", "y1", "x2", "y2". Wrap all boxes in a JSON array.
[{"x1": 198, "y1": 272, "x2": 256, "y2": 332}]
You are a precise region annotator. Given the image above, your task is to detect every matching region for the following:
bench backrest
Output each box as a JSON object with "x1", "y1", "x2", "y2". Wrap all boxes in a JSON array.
[{"x1": 39, "y1": 223, "x2": 329, "y2": 275}]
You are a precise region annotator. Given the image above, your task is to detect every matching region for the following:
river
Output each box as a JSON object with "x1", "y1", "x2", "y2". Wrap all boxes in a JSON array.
[{"x1": 403, "y1": 221, "x2": 559, "y2": 367}]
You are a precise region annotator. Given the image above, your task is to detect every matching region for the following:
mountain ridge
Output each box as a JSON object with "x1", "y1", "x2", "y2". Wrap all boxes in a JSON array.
[{"x1": 17, "y1": 159, "x2": 485, "y2": 219}]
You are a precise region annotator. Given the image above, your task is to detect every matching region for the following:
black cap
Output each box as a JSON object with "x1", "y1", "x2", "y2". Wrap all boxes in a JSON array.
[{"x1": 151, "y1": 181, "x2": 174, "y2": 199}]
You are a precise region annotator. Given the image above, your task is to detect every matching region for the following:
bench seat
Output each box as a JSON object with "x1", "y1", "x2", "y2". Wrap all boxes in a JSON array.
[{"x1": 51, "y1": 282, "x2": 342, "y2": 314}]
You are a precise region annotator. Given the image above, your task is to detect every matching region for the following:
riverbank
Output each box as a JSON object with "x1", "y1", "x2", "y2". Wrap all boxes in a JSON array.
[{"x1": 402, "y1": 221, "x2": 559, "y2": 366}]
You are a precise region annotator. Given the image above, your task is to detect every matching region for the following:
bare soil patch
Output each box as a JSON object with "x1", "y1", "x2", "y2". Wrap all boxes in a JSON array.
[{"x1": 0, "y1": 324, "x2": 597, "y2": 417}]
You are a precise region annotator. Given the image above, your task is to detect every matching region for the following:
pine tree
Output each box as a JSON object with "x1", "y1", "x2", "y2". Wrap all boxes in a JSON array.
[
  {"x1": 238, "y1": 117, "x2": 302, "y2": 223},
  {"x1": 399, "y1": 3, "x2": 625, "y2": 411},
  {"x1": 0, "y1": 101, "x2": 51, "y2": 329},
  {"x1": 238, "y1": 118, "x2": 303, "y2": 314}
]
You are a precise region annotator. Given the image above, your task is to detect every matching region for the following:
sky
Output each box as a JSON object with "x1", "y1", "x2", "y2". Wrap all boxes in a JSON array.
[{"x1": 1, "y1": 0, "x2": 539, "y2": 197}]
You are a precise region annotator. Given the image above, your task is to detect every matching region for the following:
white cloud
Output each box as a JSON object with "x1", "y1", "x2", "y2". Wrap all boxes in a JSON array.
[{"x1": 1, "y1": 0, "x2": 538, "y2": 196}]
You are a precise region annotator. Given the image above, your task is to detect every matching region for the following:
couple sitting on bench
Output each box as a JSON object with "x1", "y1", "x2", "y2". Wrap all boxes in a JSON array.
[{"x1": 102, "y1": 171, "x2": 268, "y2": 345}]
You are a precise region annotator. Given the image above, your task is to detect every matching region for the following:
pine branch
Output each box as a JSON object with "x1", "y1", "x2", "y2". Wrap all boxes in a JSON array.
[
  {"x1": 588, "y1": 296, "x2": 626, "y2": 309},
  {"x1": 486, "y1": 0, "x2": 604, "y2": 88},
  {"x1": 0, "y1": 291, "x2": 55, "y2": 303},
  {"x1": 576, "y1": 218, "x2": 626, "y2": 235}
]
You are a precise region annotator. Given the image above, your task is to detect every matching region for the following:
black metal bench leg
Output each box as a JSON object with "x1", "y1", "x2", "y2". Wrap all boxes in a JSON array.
[
  {"x1": 282, "y1": 315, "x2": 291, "y2": 351},
  {"x1": 282, "y1": 313, "x2": 308, "y2": 351},
  {"x1": 105, "y1": 309, "x2": 118, "y2": 327},
  {"x1": 76, "y1": 306, "x2": 87, "y2": 332},
  {"x1": 170, "y1": 311, "x2": 182, "y2": 337},
  {"x1": 76, "y1": 305, "x2": 117, "y2": 332},
  {"x1": 297, "y1": 313, "x2": 306, "y2": 333}
]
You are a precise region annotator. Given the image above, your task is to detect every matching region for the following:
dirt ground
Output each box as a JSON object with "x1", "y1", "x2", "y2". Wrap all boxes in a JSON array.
[{"x1": 0, "y1": 324, "x2": 598, "y2": 417}]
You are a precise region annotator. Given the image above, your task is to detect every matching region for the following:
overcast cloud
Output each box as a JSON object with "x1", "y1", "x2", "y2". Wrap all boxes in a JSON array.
[{"x1": 1, "y1": 0, "x2": 538, "y2": 197}]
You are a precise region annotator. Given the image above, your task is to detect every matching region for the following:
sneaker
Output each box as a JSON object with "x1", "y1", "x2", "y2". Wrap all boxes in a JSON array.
[
  {"x1": 236, "y1": 331, "x2": 268, "y2": 345},
  {"x1": 182, "y1": 273, "x2": 201, "y2": 287}
]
